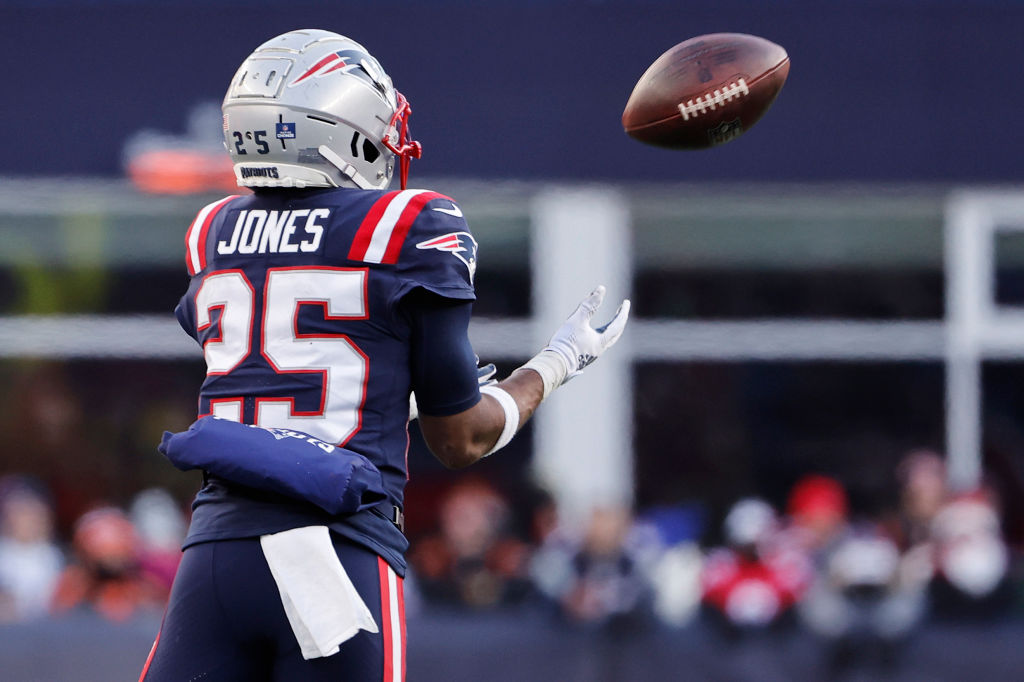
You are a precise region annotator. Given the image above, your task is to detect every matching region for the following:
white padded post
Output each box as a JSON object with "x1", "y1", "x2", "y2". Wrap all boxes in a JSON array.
[{"x1": 530, "y1": 188, "x2": 633, "y2": 525}]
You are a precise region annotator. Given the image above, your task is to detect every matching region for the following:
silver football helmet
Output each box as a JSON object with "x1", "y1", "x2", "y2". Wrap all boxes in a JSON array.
[{"x1": 222, "y1": 29, "x2": 421, "y2": 190}]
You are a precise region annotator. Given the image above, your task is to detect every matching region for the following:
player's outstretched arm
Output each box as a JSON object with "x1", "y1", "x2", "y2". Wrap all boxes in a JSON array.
[
  {"x1": 418, "y1": 368, "x2": 544, "y2": 468},
  {"x1": 419, "y1": 285, "x2": 630, "y2": 468}
]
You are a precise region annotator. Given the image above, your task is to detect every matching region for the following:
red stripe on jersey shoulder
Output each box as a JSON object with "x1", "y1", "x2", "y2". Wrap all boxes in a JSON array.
[
  {"x1": 380, "y1": 191, "x2": 448, "y2": 264},
  {"x1": 185, "y1": 195, "x2": 241, "y2": 275},
  {"x1": 348, "y1": 191, "x2": 402, "y2": 262}
]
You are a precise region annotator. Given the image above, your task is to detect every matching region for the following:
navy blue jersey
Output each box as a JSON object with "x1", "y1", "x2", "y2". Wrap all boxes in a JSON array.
[{"x1": 174, "y1": 187, "x2": 480, "y2": 572}]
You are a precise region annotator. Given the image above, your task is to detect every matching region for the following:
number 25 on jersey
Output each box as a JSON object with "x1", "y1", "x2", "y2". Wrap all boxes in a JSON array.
[{"x1": 194, "y1": 267, "x2": 368, "y2": 445}]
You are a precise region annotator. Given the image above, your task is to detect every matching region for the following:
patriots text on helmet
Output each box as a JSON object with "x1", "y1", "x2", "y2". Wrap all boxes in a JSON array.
[{"x1": 240, "y1": 166, "x2": 280, "y2": 179}]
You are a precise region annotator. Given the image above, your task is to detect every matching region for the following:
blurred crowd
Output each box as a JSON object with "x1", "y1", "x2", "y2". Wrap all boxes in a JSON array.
[
  {"x1": 401, "y1": 450, "x2": 1021, "y2": 674},
  {"x1": 0, "y1": 477, "x2": 184, "y2": 623},
  {"x1": 1, "y1": 448, "x2": 1020, "y2": 675}
]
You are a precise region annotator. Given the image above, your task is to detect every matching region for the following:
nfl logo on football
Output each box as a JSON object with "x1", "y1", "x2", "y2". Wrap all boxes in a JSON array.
[{"x1": 708, "y1": 119, "x2": 744, "y2": 146}]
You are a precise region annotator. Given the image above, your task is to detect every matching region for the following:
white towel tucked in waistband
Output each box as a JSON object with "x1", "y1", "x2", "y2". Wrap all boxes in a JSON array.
[{"x1": 260, "y1": 525, "x2": 379, "y2": 660}]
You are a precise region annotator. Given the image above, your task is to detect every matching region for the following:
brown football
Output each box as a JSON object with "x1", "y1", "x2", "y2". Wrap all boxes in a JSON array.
[{"x1": 622, "y1": 33, "x2": 790, "y2": 150}]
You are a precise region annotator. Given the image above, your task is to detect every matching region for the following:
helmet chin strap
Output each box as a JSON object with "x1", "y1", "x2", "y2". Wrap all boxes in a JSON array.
[{"x1": 317, "y1": 145, "x2": 379, "y2": 190}]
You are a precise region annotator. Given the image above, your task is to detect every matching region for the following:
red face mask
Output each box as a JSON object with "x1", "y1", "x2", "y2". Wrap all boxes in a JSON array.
[{"x1": 382, "y1": 91, "x2": 422, "y2": 190}]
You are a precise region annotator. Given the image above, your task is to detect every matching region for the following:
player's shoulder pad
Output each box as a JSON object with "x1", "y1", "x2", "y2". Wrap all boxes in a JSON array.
[
  {"x1": 185, "y1": 194, "x2": 244, "y2": 275},
  {"x1": 402, "y1": 190, "x2": 478, "y2": 289},
  {"x1": 346, "y1": 189, "x2": 471, "y2": 267}
]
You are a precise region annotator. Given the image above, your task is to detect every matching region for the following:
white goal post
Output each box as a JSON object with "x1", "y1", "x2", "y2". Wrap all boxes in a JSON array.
[{"x1": 945, "y1": 191, "x2": 1024, "y2": 491}]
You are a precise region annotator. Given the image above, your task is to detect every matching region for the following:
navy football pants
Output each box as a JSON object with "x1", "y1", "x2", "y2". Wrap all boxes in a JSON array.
[{"x1": 139, "y1": 534, "x2": 405, "y2": 682}]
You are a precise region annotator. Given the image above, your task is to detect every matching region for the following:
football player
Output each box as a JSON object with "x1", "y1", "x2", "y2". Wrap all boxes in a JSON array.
[{"x1": 139, "y1": 29, "x2": 629, "y2": 682}]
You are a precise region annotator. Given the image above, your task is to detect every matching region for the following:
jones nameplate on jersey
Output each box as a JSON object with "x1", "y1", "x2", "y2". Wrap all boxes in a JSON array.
[{"x1": 217, "y1": 208, "x2": 329, "y2": 255}]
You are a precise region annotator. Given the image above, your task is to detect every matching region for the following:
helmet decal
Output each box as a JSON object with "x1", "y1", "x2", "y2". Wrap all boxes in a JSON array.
[
  {"x1": 288, "y1": 49, "x2": 377, "y2": 88},
  {"x1": 275, "y1": 120, "x2": 297, "y2": 140}
]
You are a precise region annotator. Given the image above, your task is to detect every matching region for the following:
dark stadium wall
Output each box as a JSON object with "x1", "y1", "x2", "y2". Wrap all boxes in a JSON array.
[{"x1": 2, "y1": 0, "x2": 1021, "y2": 183}]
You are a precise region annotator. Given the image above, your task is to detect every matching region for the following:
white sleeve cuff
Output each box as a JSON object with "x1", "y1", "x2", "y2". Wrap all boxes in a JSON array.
[{"x1": 519, "y1": 349, "x2": 570, "y2": 401}]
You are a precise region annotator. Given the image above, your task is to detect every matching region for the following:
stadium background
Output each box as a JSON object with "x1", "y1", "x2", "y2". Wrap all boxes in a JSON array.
[{"x1": 2, "y1": 1, "x2": 1024, "y2": 680}]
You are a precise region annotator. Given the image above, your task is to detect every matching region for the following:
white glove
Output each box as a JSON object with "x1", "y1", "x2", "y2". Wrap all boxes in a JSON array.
[
  {"x1": 476, "y1": 359, "x2": 498, "y2": 387},
  {"x1": 521, "y1": 285, "x2": 630, "y2": 399},
  {"x1": 409, "y1": 357, "x2": 498, "y2": 422}
]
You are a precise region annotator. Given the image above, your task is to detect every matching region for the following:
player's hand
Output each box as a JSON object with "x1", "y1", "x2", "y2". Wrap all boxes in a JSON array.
[
  {"x1": 409, "y1": 357, "x2": 499, "y2": 421},
  {"x1": 546, "y1": 285, "x2": 630, "y2": 381},
  {"x1": 522, "y1": 286, "x2": 630, "y2": 398}
]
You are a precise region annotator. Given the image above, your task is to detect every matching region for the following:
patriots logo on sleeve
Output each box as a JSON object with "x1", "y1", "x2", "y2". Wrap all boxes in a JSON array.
[{"x1": 416, "y1": 232, "x2": 478, "y2": 283}]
